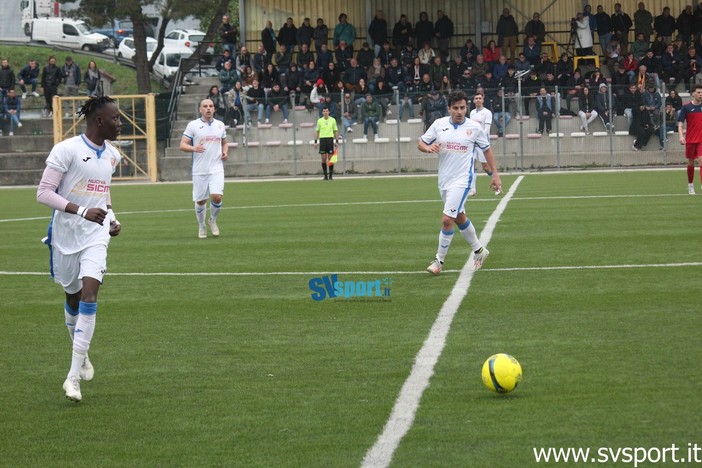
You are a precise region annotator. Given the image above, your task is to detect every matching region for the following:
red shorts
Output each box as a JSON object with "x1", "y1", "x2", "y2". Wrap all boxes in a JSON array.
[{"x1": 685, "y1": 142, "x2": 702, "y2": 159}]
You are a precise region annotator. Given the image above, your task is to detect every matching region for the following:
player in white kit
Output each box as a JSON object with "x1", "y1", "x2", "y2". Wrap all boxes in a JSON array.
[
  {"x1": 180, "y1": 99, "x2": 229, "y2": 238},
  {"x1": 469, "y1": 92, "x2": 502, "y2": 196},
  {"x1": 418, "y1": 90, "x2": 502, "y2": 275},
  {"x1": 36, "y1": 96, "x2": 123, "y2": 402}
]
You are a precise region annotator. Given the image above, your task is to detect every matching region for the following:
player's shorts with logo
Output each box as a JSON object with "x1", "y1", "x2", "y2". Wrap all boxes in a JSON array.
[
  {"x1": 52, "y1": 244, "x2": 108, "y2": 294},
  {"x1": 440, "y1": 184, "x2": 471, "y2": 217},
  {"x1": 192, "y1": 172, "x2": 225, "y2": 201}
]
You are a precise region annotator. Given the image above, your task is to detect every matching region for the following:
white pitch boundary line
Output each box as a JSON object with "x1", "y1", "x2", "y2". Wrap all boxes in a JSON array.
[
  {"x1": 2, "y1": 263, "x2": 700, "y2": 278},
  {"x1": 360, "y1": 176, "x2": 525, "y2": 468}
]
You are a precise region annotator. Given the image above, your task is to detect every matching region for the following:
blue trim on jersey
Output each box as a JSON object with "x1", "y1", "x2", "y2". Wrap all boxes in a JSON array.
[
  {"x1": 458, "y1": 220, "x2": 471, "y2": 230},
  {"x1": 450, "y1": 117, "x2": 466, "y2": 129},
  {"x1": 65, "y1": 302, "x2": 79, "y2": 316},
  {"x1": 44, "y1": 209, "x2": 55, "y2": 278},
  {"x1": 79, "y1": 301, "x2": 97, "y2": 316},
  {"x1": 80, "y1": 134, "x2": 106, "y2": 160},
  {"x1": 441, "y1": 228, "x2": 455, "y2": 236}
]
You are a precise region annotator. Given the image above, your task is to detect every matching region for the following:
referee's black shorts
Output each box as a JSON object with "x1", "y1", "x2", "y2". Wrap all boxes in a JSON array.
[{"x1": 319, "y1": 137, "x2": 335, "y2": 154}]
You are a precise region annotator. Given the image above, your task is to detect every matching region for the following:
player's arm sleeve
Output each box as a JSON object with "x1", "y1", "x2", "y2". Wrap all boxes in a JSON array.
[
  {"x1": 36, "y1": 166, "x2": 70, "y2": 211},
  {"x1": 476, "y1": 128, "x2": 491, "y2": 151},
  {"x1": 419, "y1": 122, "x2": 437, "y2": 145},
  {"x1": 677, "y1": 108, "x2": 687, "y2": 123}
]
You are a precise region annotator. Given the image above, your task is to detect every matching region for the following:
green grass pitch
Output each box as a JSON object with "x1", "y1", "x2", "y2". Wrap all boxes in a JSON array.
[{"x1": 0, "y1": 170, "x2": 700, "y2": 466}]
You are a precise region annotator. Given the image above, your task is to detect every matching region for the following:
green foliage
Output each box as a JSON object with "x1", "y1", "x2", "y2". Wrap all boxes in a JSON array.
[{"x1": 1, "y1": 172, "x2": 699, "y2": 465}]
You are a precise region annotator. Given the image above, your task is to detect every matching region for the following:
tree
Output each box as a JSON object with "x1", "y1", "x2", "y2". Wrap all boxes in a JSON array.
[{"x1": 61, "y1": 0, "x2": 233, "y2": 93}]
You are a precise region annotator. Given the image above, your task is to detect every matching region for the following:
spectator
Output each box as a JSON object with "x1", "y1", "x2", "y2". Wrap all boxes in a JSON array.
[
  {"x1": 574, "y1": 12, "x2": 594, "y2": 56},
  {"x1": 240, "y1": 66, "x2": 256, "y2": 88},
  {"x1": 296, "y1": 43, "x2": 315, "y2": 69},
  {"x1": 523, "y1": 36, "x2": 541, "y2": 66},
  {"x1": 17, "y1": 59, "x2": 40, "y2": 99},
  {"x1": 262, "y1": 21, "x2": 277, "y2": 56},
  {"x1": 660, "y1": 43, "x2": 681, "y2": 84},
  {"x1": 321, "y1": 62, "x2": 340, "y2": 90},
  {"x1": 274, "y1": 44, "x2": 292, "y2": 76},
  {"x1": 483, "y1": 40, "x2": 501, "y2": 69},
  {"x1": 583, "y1": 4, "x2": 597, "y2": 41},
  {"x1": 634, "y1": 2, "x2": 654, "y2": 43},
  {"x1": 664, "y1": 102, "x2": 677, "y2": 133},
  {"x1": 611, "y1": 62, "x2": 631, "y2": 98},
  {"x1": 577, "y1": 86, "x2": 598, "y2": 134},
  {"x1": 621, "y1": 83, "x2": 642, "y2": 128},
  {"x1": 429, "y1": 55, "x2": 448, "y2": 90},
  {"x1": 414, "y1": 12, "x2": 434, "y2": 53},
  {"x1": 514, "y1": 52, "x2": 531, "y2": 73},
  {"x1": 408, "y1": 56, "x2": 429, "y2": 85},
  {"x1": 310, "y1": 79, "x2": 328, "y2": 115},
  {"x1": 492, "y1": 55, "x2": 510, "y2": 83},
  {"x1": 372, "y1": 79, "x2": 393, "y2": 117},
  {"x1": 278, "y1": 17, "x2": 297, "y2": 51},
  {"x1": 300, "y1": 60, "x2": 319, "y2": 106},
  {"x1": 261, "y1": 63, "x2": 280, "y2": 90},
  {"x1": 524, "y1": 12, "x2": 546, "y2": 45},
  {"x1": 253, "y1": 44, "x2": 270, "y2": 76},
  {"x1": 416, "y1": 72, "x2": 434, "y2": 98},
  {"x1": 397, "y1": 82, "x2": 415, "y2": 121},
  {"x1": 265, "y1": 82, "x2": 289, "y2": 123},
  {"x1": 207, "y1": 85, "x2": 229, "y2": 122},
  {"x1": 634, "y1": 63, "x2": 652, "y2": 91},
  {"x1": 244, "y1": 79, "x2": 265, "y2": 125},
  {"x1": 386, "y1": 57, "x2": 407, "y2": 91},
  {"x1": 314, "y1": 18, "x2": 329, "y2": 53},
  {"x1": 316, "y1": 44, "x2": 334, "y2": 71},
  {"x1": 556, "y1": 53, "x2": 574, "y2": 87},
  {"x1": 219, "y1": 60, "x2": 239, "y2": 93},
  {"x1": 333, "y1": 13, "x2": 356, "y2": 52},
  {"x1": 341, "y1": 92, "x2": 358, "y2": 132},
  {"x1": 611, "y1": 3, "x2": 633, "y2": 53},
  {"x1": 3, "y1": 88, "x2": 22, "y2": 136},
  {"x1": 83, "y1": 61, "x2": 101, "y2": 97},
  {"x1": 471, "y1": 54, "x2": 489, "y2": 80},
  {"x1": 605, "y1": 37, "x2": 622, "y2": 74},
  {"x1": 492, "y1": 88, "x2": 511, "y2": 136},
  {"x1": 225, "y1": 81, "x2": 245, "y2": 126},
  {"x1": 639, "y1": 49, "x2": 662, "y2": 88},
  {"x1": 535, "y1": 86, "x2": 553, "y2": 134},
  {"x1": 420, "y1": 89, "x2": 447, "y2": 130},
  {"x1": 357, "y1": 42, "x2": 374, "y2": 70},
  {"x1": 215, "y1": 49, "x2": 234, "y2": 72},
  {"x1": 392, "y1": 14, "x2": 414, "y2": 50},
  {"x1": 595, "y1": 6, "x2": 613, "y2": 56},
  {"x1": 434, "y1": 10, "x2": 454, "y2": 63},
  {"x1": 594, "y1": 83, "x2": 615, "y2": 130},
  {"x1": 677, "y1": 5, "x2": 694, "y2": 49},
  {"x1": 378, "y1": 41, "x2": 395, "y2": 68},
  {"x1": 343, "y1": 58, "x2": 367, "y2": 91},
  {"x1": 236, "y1": 46, "x2": 253, "y2": 75},
  {"x1": 631, "y1": 32, "x2": 649, "y2": 60},
  {"x1": 535, "y1": 52, "x2": 555, "y2": 78},
  {"x1": 61, "y1": 56, "x2": 80, "y2": 97},
  {"x1": 219, "y1": 15, "x2": 238, "y2": 54},
  {"x1": 41, "y1": 56, "x2": 62, "y2": 117},
  {"x1": 418, "y1": 41, "x2": 436, "y2": 65},
  {"x1": 654, "y1": 7, "x2": 676, "y2": 44},
  {"x1": 500, "y1": 65, "x2": 518, "y2": 95},
  {"x1": 455, "y1": 68, "x2": 476, "y2": 91},
  {"x1": 334, "y1": 40, "x2": 353, "y2": 71},
  {"x1": 368, "y1": 10, "x2": 388, "y2": 56},
  {"x1": 523, "y1": 69, "x2": 542, "y2": 116},
  {"x1": 623, "y1": 51, "x2": 639, "y2": 80},
  {"x1": 666, "y1": 88, "x2": 683, "y2": 112},
  {"x1": 352, "y1": 77, "x2": 370, "y2": 105},
  {"x1": 564, "y1": 68, "x2": 585, "y2": 112},
  {"x1": 400, "y1": 41, "x2": 418, "y2": 68},
  {"x1": 590, "y1": 67, "x2": 607, "y2": 87},
  {"x1": 360, "y1": 94, "x2": 381, "y2": 139},
  {"x1": 0, "y1": 59, "x2": 16, "y2": 102},
  {"x1": 541, "y1": 71, "x2": 557, "y2": 92},
  {"x1": 368, "y1": 57, "x2": 386, "y2": 90},
  {"x1": 642, "y1": 82, "x2": 664, "y2": 148},
  {"x1": 296, "y1": 17, "x2": 314, "y2": 49},
  {"x1": 449, "y1": 55, "x2": 468, "y2": 87},
  {"x1": 460, "y1": 39, "x2": 480, "y2": 66},
  {"x1": 283, "y1": 63, "x2": 302, "y2": 102},
  {"x1": 497, "y1": 8, "x2": 519, "y2": 60},
  {"x1": 322, "y1": 94, "x2": 340, "y2": 122}
]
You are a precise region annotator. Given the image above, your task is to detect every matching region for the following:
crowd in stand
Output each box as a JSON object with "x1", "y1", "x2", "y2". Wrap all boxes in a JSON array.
[{"x1": 210, "y1": 3, "x2": 702, "y2": 145}]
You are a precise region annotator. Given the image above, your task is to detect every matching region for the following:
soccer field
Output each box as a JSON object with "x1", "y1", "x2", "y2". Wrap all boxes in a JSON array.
[{"x1": 1, "y1": 171, "x2": 700, "y2": 467}]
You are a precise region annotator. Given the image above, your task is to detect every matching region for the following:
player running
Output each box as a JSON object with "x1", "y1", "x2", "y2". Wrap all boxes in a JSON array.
[
  {"x1": 677, "y1": 84, "x2": 702, "y2": 195},
  {"x1": 469, "y1": 92, "x2": 502, "y2": 196}
]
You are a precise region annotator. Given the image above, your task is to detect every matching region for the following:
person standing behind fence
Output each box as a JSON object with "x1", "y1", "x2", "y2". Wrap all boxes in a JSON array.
[
  {"x1": 314, "y1": 106, "x2": 339, "y2": 180},
  {"x1": 497, "y1": 8, "x2": 519, "y2": 60},
  {"x1": 62, "y1": 57, "x2": 80, "y2": 97},
  {"x1": 41, "y1": 55, "x2": 62, "y2": 118},
  {"x1": 678, "y1": 84, "x2": 702, "y2": 194},
  {"x1": 84, "y1": 61, "x2": 101, "y2": 97},
  {"x1": 179, "y1": 99, "x2": 229, "y2": 239}
]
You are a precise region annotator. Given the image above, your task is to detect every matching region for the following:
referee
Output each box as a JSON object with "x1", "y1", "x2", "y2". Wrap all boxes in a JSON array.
[{"x1": 314, "y1": 106, "x2": 339, "y2": 180}]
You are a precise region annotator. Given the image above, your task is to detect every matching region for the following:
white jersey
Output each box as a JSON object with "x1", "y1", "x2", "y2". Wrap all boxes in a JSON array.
[
  {"x1": 183, "y1": 118, "x2": 227, "y2": 176},
  {"x1": 420, "y1": 116, "x2": 490, "y2": 190},
  {"x1": 45, "y1": 135, "x2": 121, "y2": 255},
  {"x1": 470, "y1": 107, "x2": 493, "y2": 133}
]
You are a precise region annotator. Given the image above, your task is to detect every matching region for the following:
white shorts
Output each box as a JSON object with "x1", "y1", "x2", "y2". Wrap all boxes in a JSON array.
[
  {"x1": 439, "y1": 185, "x2": 470, "y2": 217},
  {"x1": 52, "y1": 244, "x2": 107, "y2": 294},
  {"x1": 192, "y1": 172, "x2": 224, "y2": 202}
]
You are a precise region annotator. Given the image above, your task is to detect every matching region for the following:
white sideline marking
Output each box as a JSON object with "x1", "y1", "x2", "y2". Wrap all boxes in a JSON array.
[{"x1": 360, "y1": 176, "x2": 524, "y2": 468}]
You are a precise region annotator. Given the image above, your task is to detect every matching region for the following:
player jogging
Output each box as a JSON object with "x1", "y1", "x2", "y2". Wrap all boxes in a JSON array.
[
  {"x1": 36, "y1": 95, "x2": 123, "y2": 402},
  {"x1": 469, "y1": 92, "x2": 501, "y2": 195},
  {"x1": 419, "y1": 90, "x2": 502, "y2": 275},
  {"x1": 180, "y1": 99, "x2": 229, "y2": 238},
  {"x1": 314, "y1": 107, "x2": 339, "y2": 180},
  {"x1": 677, "y1": 84, "x2": 702, "y2": 195}
]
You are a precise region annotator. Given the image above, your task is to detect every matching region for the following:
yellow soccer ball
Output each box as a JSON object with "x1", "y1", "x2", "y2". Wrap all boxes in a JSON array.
[{"x1": 482, "y1": 353, "x2": 522, "y2": 393}]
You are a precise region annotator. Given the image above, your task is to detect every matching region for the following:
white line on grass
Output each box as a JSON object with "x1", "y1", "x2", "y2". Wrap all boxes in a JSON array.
[
  {"x1": 2, "y1": 262, "x2": 700, "y2": 278},
  {"x1": 360, "y1": 176, "x2": 525, "y2": 468}
]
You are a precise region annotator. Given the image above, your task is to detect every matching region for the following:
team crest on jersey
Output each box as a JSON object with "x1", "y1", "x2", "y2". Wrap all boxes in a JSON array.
[{"x1": 466, "y1": 129, "x2": 473, "y2": 137}]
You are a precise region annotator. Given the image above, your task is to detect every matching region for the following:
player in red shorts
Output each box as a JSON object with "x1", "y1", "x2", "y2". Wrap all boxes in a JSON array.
[{"x1": 677, "y1": 84, "x2": 702, "y2": 195}]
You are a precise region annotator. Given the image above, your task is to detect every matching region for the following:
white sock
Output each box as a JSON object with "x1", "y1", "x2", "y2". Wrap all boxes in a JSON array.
[
  {"x1": 436, "y1": 229, "x2": 455, "y2": 263},
  {"x1": 459, "y1": 220, "x2": 482, "y2": 252},
  {"x1": 195, "y1": 203, "x2": 207, "y2": 226},
  {"x1": 210, "y1": 200, "x2": 222, "y2": 220},
  {"x1": 64, "y1": 302, "x2": 78, "y2": 341},
  {"x1": 68, "y1": 302, "x2": 96, "y2": 379}
]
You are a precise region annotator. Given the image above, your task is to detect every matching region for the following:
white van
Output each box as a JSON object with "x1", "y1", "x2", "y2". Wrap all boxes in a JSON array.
[
  {"x1": 31, "y1": 17, "x2": 110, "y2": 52},
  {"x1": 152, "y1": 46, "x2": 194, "y2": 84}
]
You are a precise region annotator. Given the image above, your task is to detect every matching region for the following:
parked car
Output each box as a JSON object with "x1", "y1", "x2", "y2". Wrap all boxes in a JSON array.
[
  {"x1": 152, "y1": 45, "x2": 195, "y2": 85},
  {"x1": 31, "y1": 17, "x2": 110, "y2": 52},
  {"x1": 164, "y1": 28, "x2": 214, "y2": 62},
  {"x1": 118, "y1": 36, "x2": 158, "y2": 61},
  {"x1": 94, "y1": 19, "x2": 134, "y2": 48}
]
